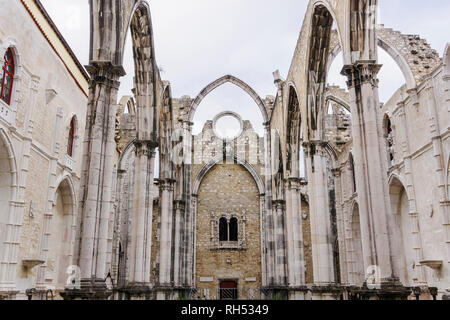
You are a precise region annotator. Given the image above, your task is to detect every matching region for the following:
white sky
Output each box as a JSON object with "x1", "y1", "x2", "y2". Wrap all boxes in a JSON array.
[{"x1": 40, "y1": 0, "x2": 450, "y2": 135}]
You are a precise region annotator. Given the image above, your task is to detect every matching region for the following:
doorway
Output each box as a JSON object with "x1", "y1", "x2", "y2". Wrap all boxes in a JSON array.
[{"x1": 220, "y1": 280, "x2": 238, "y2": 300}]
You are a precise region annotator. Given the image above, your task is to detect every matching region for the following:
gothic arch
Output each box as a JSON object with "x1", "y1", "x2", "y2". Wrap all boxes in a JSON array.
[
  {"x1": 326, "y1": 25, "x2": 444, "y2": 90},
  {"x1": 192, "y1": 156, "x2": 265, "y2": 197},
  {"x1": 118, "y1": 138, "x2": 137, "y2": 172},
  {"x1": 53, "y1": 174, "x2": 77, "y2": 210},
  {"x1": 118, "y1": 96, "x2": 137, "y2": 116},
  {"x1": 48, "y1": 175, "x2": 77, "y2": 289},
  {"x1": 127, "y1": 1, "x2": 159, "y2": 141},
  {"x1": 188, "y1": 75, "x2": 269, "y2": 124},
  {"x1": 349, "y1": 202, "x2": 364, "y2": 286},
  {"x1": 388, "y1": 175, "x2": 416, "y2": 286},
  {"x1": 89, "y1": 0, "x2": 159, "y2": 141},
  {"x1": 325, "y1": 92, "x2": 351, "y2": 113},
  {"x1": 444, "y1": 43, "x2": 450, "y2": 76},
  {"x1": 305, "y1": 3, "x2": 336, "y2": 134},
  {"x1": 286, "y1": 84, "x2": 301, "y2": 175},
  {"x1": 159, "y1": 84, "x2": 174, "y2": 180}
]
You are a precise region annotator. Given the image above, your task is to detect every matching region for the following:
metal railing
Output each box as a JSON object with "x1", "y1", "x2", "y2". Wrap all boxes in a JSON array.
[{"x1": 192, "y1": 288, "x2": 262, "y2": 300}]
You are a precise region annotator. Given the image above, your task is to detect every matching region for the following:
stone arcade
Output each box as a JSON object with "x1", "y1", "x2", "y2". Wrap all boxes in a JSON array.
[{"x1": 0, "y1": 0, "x2": 449, "y2": 300}]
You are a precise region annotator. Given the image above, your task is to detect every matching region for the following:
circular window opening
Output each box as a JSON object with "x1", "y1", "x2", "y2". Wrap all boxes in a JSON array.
[{"x1": 213, "y1": 112, "x2": 244, "y2": 140}]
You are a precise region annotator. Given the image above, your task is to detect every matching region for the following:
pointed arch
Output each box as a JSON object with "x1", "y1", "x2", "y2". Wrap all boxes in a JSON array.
[
  {"x1": 192, "y1": 155, "x2": 265, "y2": 197},
  {"x1": 127, "y1": 1, "x2": 159, "y2": 141},
  {"x1": 388, "y1": 175, "x2": 416, "y2": 286},
  {"x1": 159, "y1": 84, "x2": 174, "y2": 180},
  {"x1": 286, "y1": 84, "x2": 301, "y2": 175},
  {"x1": 350, "y1": 202, "x2": 364, "y2": 286},
  {"x1": 325, "y1": 93, "x2": 351, "y2": 113},
  {"x1": 188, "y1": 75, "x2": 269, "y2": 123},
  {"x1": 444, "y1": 43, "x2": 450, "y2": 77},
  {"x1": 327, "y1": 28, "x2": 421, "y2": 90}
]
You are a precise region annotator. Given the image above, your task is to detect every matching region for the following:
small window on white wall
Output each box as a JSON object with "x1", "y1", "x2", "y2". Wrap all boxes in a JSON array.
[
  {"x1": 67, "y1": 117, "x2": 75, "y2": 157},
  {"x1": 0, "y1": 48, "x2": 15, "y2": 105}
]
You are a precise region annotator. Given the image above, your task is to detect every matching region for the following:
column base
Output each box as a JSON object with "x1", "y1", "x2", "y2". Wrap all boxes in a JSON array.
[
  {"x1": 60, "y1": 278, "x2": 112, "y2": 300},
  {"x1": 153, "y1": 285, "x2": 195, "y2": 300},
  {"x1": 346, "y1": 278, "x2": 412, "y2": 300},
  {"x1": 310, "y1": 284, "x2": 344, "y2": 300},
  {"x1": 116, "y1": 283, "x2": 153, "y2": 300},
  {"x1": 287, "y1": 286, "x2": 309, "y2": 300},
  {"x1": 260, "y1": 286, "x2": 289, "y2": 300}
]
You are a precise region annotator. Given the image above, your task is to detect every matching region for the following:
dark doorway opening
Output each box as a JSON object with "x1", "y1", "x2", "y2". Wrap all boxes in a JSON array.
[{"x1": 220, "y1": 281, "x2": 238, "y2": 300}]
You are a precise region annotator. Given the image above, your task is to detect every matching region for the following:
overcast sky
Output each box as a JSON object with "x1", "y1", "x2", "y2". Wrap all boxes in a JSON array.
[{"x1": 40, "y1": 0, "x2": 450, "y2": 135}]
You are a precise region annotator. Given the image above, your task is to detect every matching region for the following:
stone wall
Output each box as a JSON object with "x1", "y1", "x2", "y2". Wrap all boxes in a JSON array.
[{"x1": 195, "y1": 164, "x2": 262, "y2": 299}]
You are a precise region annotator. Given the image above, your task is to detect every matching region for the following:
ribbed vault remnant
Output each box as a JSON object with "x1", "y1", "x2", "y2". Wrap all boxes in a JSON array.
[{"x1": 329, "y1": 26, "x2": 442, "y2": 86}]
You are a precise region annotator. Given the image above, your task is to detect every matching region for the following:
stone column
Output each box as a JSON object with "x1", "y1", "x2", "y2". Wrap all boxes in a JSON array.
[
  {"x1": 173, "y1": 200, "x2": 185, "y2": 287},
  {"x1": 342, "y1": 62, "x2": 395, "y2": 282},
  {"x1": 263, "y1": 123, "x2": 276, "y2": 286},
  {"x1": 187, "y1": 195, "x2": 197, "y2": 288},
  {"x1": 304, "y1": 142, "x2": 334, "y2": 285},
  {"x1": 285, "y1": 177, "x2": 305, "y2": 287},
  {"x1": 129, "y1": 142, "x2": 156, "y2": 286},
  {"x1": 158, "y1": 180, "x2": 175, "y2": 286},
  {"x1": 332, "y1": 169, "x2": 348, "y2": 286},
  {"x1": 66, "y1": 62, "x2": 124, "y2": 299},
  {"x1": 272, "y1": 200, "x2": 287, "y2": 286}
]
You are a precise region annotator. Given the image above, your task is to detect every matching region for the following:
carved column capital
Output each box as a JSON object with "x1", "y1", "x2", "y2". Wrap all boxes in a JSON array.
[
  {"x1": 272, "y1": 199, "x2": 286, "y2": 211},
  {"x1": 302, "y1": 140, "x2": 328, "y2": 157},
  {"x1": 341, "y1": 61, "x2": 382, "y2": 89},
  {"x1": 173, "y1": 200, "x2": 185, "y2": 213},
  {"x1": 86, "y1": 61, "x2": 126, "y2": 90},
  {"x1": 134, "y1": 140, "x2": 157, "y2": 158},
  {"x1": 285, "y1": 177, "x2": 301, "y2": 190}
]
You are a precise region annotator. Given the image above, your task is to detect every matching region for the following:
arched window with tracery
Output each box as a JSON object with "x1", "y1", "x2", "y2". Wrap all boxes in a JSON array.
[
  {"x1": 219, "y1": 217, "x2": 228, "y2": 242},
  {"x1": 229, "y1": 217, "x2": 238, "y2": 242},
  {"x1": 0, "y1": 48, "x2": 15, "y2": 105},
  {"x1": 384, "y1": 116, "x2": 394, "y2": 167},
  {"x1": 67, "y1": 117, "x2": 75, "y2": 157}
]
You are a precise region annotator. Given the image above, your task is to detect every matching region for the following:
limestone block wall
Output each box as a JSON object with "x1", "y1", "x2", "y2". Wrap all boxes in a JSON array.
[
  {"x1": 195, "y1": 164, "x2": 262, "y2": 298},
  {"x1": 0, "y1": 0, "x2": 88, "y2": 299},
  {"x1": 381, "y1": 63, "x2": 450, "y2": 296},
  {"x1": 301, "y1": 199, "x2": 314, "y2": 284}
]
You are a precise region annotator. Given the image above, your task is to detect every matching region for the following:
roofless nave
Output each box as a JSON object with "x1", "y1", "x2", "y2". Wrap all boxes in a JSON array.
[{"x1": 0, "y1": 0, "x2": 449, "y2": 300}]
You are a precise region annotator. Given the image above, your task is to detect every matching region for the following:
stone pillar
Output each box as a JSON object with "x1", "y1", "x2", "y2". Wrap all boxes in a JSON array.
[
  {"x1": 187, "y1": 195, "x2": 197, "y2": 288},
  {"x1": 342, "y1": 62, "x2": 394, "y2": 282},
  {"x1": 173, "y1": 200, "x2": 185, "y2": 287},
  {"x1": 272, "y1": 200, "x2": 287, "y2": 286},
  {"x1": 285, "y1": 177, "x2": 305, "y2": 287},
  {"x1": 181, "y1": 121, "x2": 195, "y2": 290},
  {"x1": 158, "y1": 180, "x2": 175, "y2": 286},
  {"x1": 332, "y1": 169, "x2": 348, "y2": 286},
  {"x1": 263, "y1": 123, "x2": 276, "y2": 286},
  {"x1": 65, "y1": 62, "x2": 124, "y2": 299},
  {"x1": 304, "y1": 142, "x2": 334, "y2": 285},
  {"x1": 129, "y1": 142, "x2": 156, "y2": 287}
]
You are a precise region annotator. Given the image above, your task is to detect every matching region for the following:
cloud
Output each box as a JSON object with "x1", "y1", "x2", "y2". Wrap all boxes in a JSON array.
[{"x1": 39, "y1": 0, "x2": 449, "y2": 127}]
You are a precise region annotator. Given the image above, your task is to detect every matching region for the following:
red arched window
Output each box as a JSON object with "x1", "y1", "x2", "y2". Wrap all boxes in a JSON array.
[
  {"x1": 67, "y1": 117, "x2": 75, "y2": 157},
  {"x1": 0, "y1": 48, "x2": 15, "y2": 105}
]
